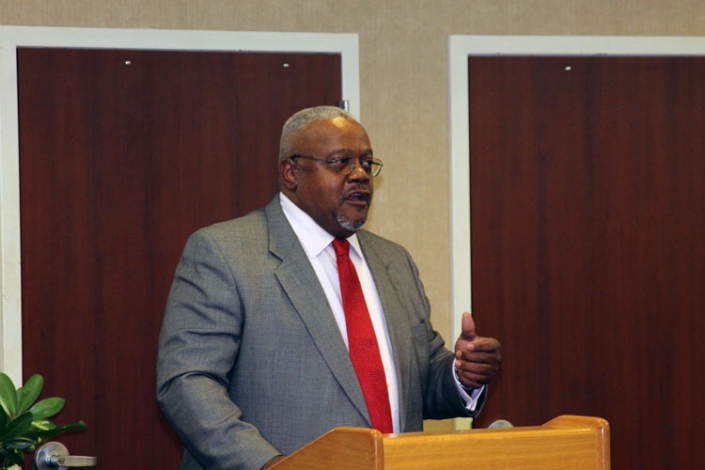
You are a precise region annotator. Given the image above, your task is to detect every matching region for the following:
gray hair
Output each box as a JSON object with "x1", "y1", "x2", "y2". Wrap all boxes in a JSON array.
[{"x1": 278, "y1": 106, "x2": 357, "y2": 162}]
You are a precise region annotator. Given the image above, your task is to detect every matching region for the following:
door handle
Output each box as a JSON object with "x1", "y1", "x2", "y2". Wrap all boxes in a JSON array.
[{"x1": 34, "y1": 442, "x2": 97, "y2": 469}]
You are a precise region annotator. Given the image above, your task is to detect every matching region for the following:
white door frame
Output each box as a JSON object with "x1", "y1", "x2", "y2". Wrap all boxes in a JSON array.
[
  {"x1": 0, "y1": 26, "x2": 360, "y2": 383},
  {"x1": 449, "y1": 35, "x2": 705, "y2": 342}
]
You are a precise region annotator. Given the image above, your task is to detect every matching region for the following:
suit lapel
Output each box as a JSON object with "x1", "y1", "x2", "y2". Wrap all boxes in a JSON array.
[{"x1": 264, "y1": 198, "x2": 370, "y2": 424}]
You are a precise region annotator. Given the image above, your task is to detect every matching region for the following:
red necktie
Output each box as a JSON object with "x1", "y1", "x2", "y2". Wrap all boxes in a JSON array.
[{"x1": 332, "y1": 238, "x2": 393, "y2": 434}]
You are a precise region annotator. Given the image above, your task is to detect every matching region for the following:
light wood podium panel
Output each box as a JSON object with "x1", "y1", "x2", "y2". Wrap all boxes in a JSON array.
[{"x1": 272, "y1": 415, "x2": 610, "y2": 470}]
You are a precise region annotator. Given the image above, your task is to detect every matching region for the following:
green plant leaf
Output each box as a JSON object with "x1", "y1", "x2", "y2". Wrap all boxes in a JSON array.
[
  {"x1": 0, "y1": 372, "x2": 19, "y2": 418},
  {"x1": 28, "y1": 397, "x2": 65, "y2": 420},
  {"x1": 0, "y1": 405, "x2": 8, "y2": 434},
  {"x1": 0, "y1": 449, "x2": 24, "y2": 468},
  {"x1": 0, "y1": 411, "x2": 32, "y2": 441},
  {"x1": 17, "y1": 374, "x2": 44, "y2": 414},
  {"x1": 4, "y1": 437, "x2": 34, "y2": 450},
  {"x1": 31, "y1": 420, "x2": 86, "y2": 442},
  {"x1": 31, "y1": 418, "x2": 57, "y2": 432},
  {"x1": 1, "y1": 446, "x2": 26, "y2": 467},
  {"x1": 2, "y1": 373, "x2": 88, "y2": 468}
]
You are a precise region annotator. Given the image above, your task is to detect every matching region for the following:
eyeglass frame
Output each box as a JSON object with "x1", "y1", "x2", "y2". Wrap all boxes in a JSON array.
[{"x1": 289, "y1": 154, "x2": 383, "y2": 177}]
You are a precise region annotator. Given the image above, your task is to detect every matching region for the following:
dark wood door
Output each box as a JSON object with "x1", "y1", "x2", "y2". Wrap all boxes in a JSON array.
[
  {"x1": 468, "y1": 56, "x2": 704, "y2": 469},
  {"x1": 18, "y1": 47, "x2": 341, "y2": 469}
]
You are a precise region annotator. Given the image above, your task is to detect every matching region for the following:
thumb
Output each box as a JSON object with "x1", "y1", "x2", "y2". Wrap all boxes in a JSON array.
[{"x1": 461, "y1": 311, "x2": 476, "y2": 340}]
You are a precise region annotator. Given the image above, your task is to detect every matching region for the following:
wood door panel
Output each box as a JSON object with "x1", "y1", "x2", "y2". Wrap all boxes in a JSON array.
[
  {"x1": 469, "y1": 56, "x2": 704, "y2": 469},
  {"x1": 19, "y1": 47, "x2": 341, "y2": 469}
]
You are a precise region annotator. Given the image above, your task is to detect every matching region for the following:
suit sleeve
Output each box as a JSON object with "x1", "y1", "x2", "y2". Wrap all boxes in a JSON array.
[
  {"x1": 403, "y1": 250, "x2": 488, "y2": 420},
  {"x1": 156, "y1": 230, "x2": 280, "y2": 470}
]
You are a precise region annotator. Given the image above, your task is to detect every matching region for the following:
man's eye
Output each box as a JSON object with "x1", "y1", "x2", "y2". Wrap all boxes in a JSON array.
[{"x1": 331, "y1": 157, "x2": 351, "y2": 168}]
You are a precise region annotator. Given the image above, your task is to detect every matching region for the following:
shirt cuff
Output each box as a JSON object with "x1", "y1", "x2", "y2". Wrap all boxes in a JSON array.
[{"x1": 452, "y1": 363, "x2": 484, "y2": 412}]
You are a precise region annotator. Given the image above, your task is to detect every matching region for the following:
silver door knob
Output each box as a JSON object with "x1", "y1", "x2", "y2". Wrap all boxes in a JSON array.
[{"x1": 34, "y1": 442, "x2": 97, "y2": 470}]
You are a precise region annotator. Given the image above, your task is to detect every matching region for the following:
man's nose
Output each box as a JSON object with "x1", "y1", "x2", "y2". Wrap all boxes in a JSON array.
[{"x1": 347, "y1": 161, "x2": 370, "y2": 180}]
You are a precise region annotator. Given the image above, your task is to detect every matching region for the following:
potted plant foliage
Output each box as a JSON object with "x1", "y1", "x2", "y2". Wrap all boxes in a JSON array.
[{"x1": 0, "y1": 373, "x2": 86, "y2": 470}]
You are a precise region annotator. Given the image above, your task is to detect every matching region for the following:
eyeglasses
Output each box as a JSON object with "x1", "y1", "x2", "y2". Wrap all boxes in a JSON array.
[{"x1": 289, "y1": 154, "x2": 383, "y2": 177}]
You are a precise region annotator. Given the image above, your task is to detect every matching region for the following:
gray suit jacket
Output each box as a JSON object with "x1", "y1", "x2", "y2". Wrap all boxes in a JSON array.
[{"x1": 157, "y1": 195, "x2": 485, "y2": 470}]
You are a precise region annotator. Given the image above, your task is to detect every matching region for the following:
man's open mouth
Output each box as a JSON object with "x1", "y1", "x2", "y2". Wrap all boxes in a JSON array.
[{"x1": 344, "y1": 190, "x2": 371, "y2": 205}]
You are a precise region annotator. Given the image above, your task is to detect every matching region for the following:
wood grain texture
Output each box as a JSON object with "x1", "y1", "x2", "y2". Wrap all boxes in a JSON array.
[
  {"x1": 273, "y1": 415, "x2": 610, "y2": 470},
  {"x1": 469, "y1": 56, "x2": 704, "y2": 470}
]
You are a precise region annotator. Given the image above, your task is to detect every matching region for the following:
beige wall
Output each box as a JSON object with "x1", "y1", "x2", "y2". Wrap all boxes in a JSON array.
[{"x1": 3, "y1": 0, "x2": 704, "y2": 346}]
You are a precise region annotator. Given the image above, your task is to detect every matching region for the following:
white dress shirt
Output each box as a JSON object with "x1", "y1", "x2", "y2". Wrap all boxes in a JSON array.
[{"x1": 279, "y1": 193, "x2": 480, "y2": 431}]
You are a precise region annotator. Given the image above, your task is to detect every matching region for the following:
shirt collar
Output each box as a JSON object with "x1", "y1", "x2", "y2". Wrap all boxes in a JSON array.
[{"x1": 279, "y1": 192, "x2": 363, "y2": 259}]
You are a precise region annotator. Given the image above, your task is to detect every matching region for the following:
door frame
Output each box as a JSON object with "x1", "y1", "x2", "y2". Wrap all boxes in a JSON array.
[
  {"x1": 449, "y1": 35, "x2": 705, "y2": 341},
  {"x1": 0, "y1": 25, "x2": 360, "y2": 383}
]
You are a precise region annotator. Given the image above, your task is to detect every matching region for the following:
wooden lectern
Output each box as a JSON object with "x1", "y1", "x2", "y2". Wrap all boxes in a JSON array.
[{"x1": 271, "y1": 415, "x2": 610, "y2": 469}]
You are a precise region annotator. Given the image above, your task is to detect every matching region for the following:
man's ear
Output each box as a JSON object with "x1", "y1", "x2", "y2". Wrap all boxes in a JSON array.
[{"x1": 279, "y1": 159, "x2": 298, "y2": 190}]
